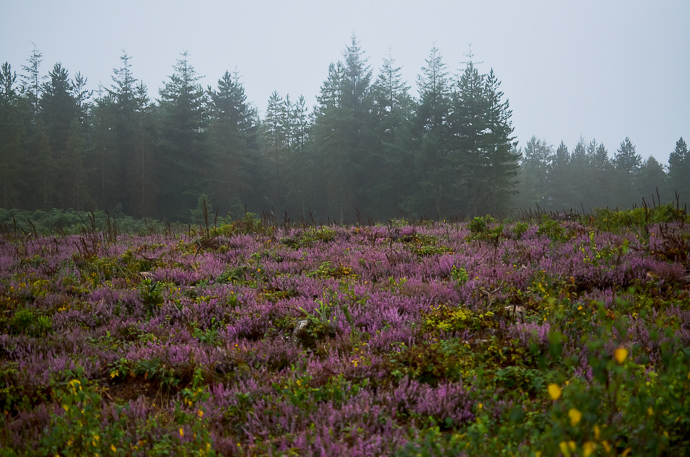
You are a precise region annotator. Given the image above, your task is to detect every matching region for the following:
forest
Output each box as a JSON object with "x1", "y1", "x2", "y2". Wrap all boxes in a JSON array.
[{"x1": 1, "y1": 38, "x2": 688, "y2": 225}]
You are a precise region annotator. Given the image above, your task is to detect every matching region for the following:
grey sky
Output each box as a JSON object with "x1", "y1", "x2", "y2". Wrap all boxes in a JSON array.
[{"x1": 3, "y1": 0, "x2": 689, "y2": 163}]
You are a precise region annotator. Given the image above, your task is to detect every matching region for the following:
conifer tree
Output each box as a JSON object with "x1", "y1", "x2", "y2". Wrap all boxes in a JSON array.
[
  {"x1": 0, "y1": 63, "x2": 23, "y2": 208},
  {"x1": 548, "y1": 141, "x2": 577, "y2": 210},
  {"x1": 516, "y1": 136, "x2": 552, "y2": 209},
  {"x1": 636, "y1": 156, "x2": 667, "y2": 204},
  {"x1": 312, "y1": 37, "x2": 373, "y2": 223},
  {"x1": 20, "y1": 45, "x2": 45, "y2": 121},
  {"x1": 60, "y1": 119, "x2": 91, "y2": 211},
  {"x1": 668, "y1": 137, "x2": 689, "y2": 204},
  {"x1": 207, "y1": 70, "x2": 256, "y2": 217},
  {"x1": 613, "y1": 137, "x2": 642, "y2": 207},
  {"x1": 451, "y1": 61, "x2": 517, "y2": 216},
  {"x1": 40, "y1": 63, "x2": 78, "y2": 157},
  {"x1": 368, "y1": 53, "x2": 413, "y2": 218},
  {"x1": 474, "y1": 68, "x2": 519, "y2": 215},
  {"x1": 408, "y1": 46, "x2": 451, "y2": 217},
  {"x1": 157, "y1": 52, "x2": 209, "y2": 220}
]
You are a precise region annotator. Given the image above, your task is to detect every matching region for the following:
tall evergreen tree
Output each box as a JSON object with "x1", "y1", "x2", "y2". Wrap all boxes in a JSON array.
[
  {"x1": 566, "y1": 137, "x2": 589, "y2": 210},
  {"x1": 548, "y1": 141, "x2": 578, "y2": 210},
  {"x1": 20, "y1": 45, "x2": 45, "y2": 121},
  {"x1": 636, "y1": 156, "x2": 668, "y2": 204},
  {"x1": 90, "y1": 96, "x2": 119, "y2": 210},
  {"x1": 668, "y1": 137, "x2": 689, "y2": 204},
  {"x1": 613, "y1": 137, "x2": 642, "y2": 207},
  {"x1": 407, "y1": 46, "x2": 452, "y2": 217},
  {"x1": 312, "y1": 61, "x2": 350, "y2": 221},
  {"x1": 40, "y1": 63, "x2": 78, "y2": 158},
  {"x1": 451, "y1": 62, "x2": 518, "y2": 216},
  {"x1": 59, "y1": 119, "x2": 91, "y2": 210},
  {"x1": 0, "y1": 63, "x2": 23, "y2": 208},
  {"x1": 367, "y1": 53, "x2": 413, "y2": 218},
  {"x1": 585, "y1": 140, "x2": 613, "y2": 209},
  {"x1": 473, "y1": 69, "x2": 519, "y2": 215},
  {"x1": 515, "y1": 136, "x2": 552, "y2": 209},
  {"x1": 285, "y1": 95, "x2": 312, "y2": 218},
  {"x1": 157, "y1": 52, "x2": 209, "y2": 220},
  {"x1": 312, "y1": 36, "x2": 373, "y2": 223},
  {"x1": 207, "y1": 70, "x2": 257, "y2": 217},
  {"x1": 27, "y1": 121, "x2": 54, "y2": 210},
  {"x1": 128, "y1": 83, "x2": 157, "y2": 218}
]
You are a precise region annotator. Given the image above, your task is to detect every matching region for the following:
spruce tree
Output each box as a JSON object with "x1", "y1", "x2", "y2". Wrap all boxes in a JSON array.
[
  {"x1": 60, "y1": 119, "x2": 92, "y2": 211},
  {"x1": 474, "y1": 68, "x2": 519, "y2": 215},
  {"x1": 312, "y1": 37, "x2": 373, "y2": 223},
  {"x1": 408, "y1": 46, "x2": 452, "y2": 217},
  {"x1": 613, "y1": 137, "x2": 642, "y2": 207},
  {"x1": 20, "y1": 45, "x2": 45, "y2": 121},
  {"x1": 0, "y1": 63, "x2": 23, "y2": 208},
  {"x1": 40, "y1": 63, "x2": 78, "y2": 157},
  {"x1": 367, "y1": 53, "x2": 413, "y2": 219},
  {"x1": 451, "y1": 62, "x2": 517, "y2": 216},
  {"x1": 516, "y1": 136, "x2": 552, "y2": 210},
  {"x1": 207, "y1": 70, "x2": 257, "y2": 217},
  {"x1": 636, "y1": 156, "x2": 668, "y2": 204},
  {"x1": 547, "y1": 141, "x2": 578, "y2": 211},
  {"x1": 668, "y1": 137, "x2": 689, "y2": 204},
  {"x1": 157, "y1": 52, "x2": 209, "y2": 220}
]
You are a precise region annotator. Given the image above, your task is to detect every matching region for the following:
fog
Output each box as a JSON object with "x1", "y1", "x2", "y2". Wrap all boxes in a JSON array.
[{"x1": 3, "y1": 0, "x2": 689, "y2": 162}]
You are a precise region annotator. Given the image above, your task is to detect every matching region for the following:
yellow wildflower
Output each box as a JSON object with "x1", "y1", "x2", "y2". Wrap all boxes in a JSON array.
[
  {"x1": 547, "y1": 383, "x2": 562, "y2": 400},
  {"x1": 614, "y1": 347, "x2": 628, "y2": 363}
]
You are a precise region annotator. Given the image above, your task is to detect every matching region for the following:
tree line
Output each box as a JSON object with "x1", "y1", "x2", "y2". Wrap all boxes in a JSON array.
[
  {"x1": 515, "y1": 136, "x2": 689, "y2": 213},
  {"x1": 1, "y1": 38, "x2": 687, "y2": 223}
]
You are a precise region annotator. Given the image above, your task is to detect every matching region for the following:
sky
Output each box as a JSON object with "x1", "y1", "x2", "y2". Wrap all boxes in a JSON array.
[{"x1": 2, "y1": 0, "x2": 689, "y2": 164}]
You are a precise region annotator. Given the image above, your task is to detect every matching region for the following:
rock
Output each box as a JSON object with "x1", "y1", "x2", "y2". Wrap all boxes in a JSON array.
[
  {"x1": 139, "y1": 271, "x2": 155, "y2": 280},
  {"x1": 292, "y1": 319, "x2": 311, "y2": 345}
]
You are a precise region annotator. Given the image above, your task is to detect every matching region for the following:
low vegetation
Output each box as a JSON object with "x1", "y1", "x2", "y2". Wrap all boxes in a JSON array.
[{"x1": 0, "y1": 206, "x2": 688, "y2": 455}]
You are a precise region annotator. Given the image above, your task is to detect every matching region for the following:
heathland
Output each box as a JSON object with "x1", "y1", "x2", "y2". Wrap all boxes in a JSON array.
[{"x1": 0, "y1": 205, "x2": 689, "y2": 455}]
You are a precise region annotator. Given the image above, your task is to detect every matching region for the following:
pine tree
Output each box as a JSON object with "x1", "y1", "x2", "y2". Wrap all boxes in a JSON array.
[
  {"x1": 128, "y1": 83, "x2": 157, "y2": 218},
  {"x1": 60, "y1": 119, "x2": 91, "y2": 210},
  {"x1": 368, "y1": 52, "x2": 414, "y2": 218},
  {"x1": 27, "y1": 121, "x2": 54, "y2": 210},
  {"x1": 516, "y1": 136, "x2": 552, "y2": 209},
  {"x1": 567, "y1": 137, "x2": 589, "y2": 210},
  {"x1": 408, "y1": 46, "x2": 451, "y2": 217},
  {"x1": 474, "y1": 68, "x2": 519, "y2": 215},
  {"x1": 636, "y1": 156, "x2": 667, "y2": 204},
  {"x1": 451, "y1": 61, "x2": 517, "y2": 216},
  {"x1": 584, "y1": 140, "x2": 613, "y2": 209},
  {"x1": 20, "y1": 44, "x2": 45, "y2": 121},
  {"x1": 547, "y1": 141, "x2": 578, "y2": 211},
  {"x1": 312, "y1": 61, "x2": 350, "y2": 222},
  {"x1": 0, "y1": 63, "x2": 23, "y2": 208},
  {"x1": 157, "y1": 52, "x2": 209, "y2": 220},
  {"x1": 668, "y1": 137, "x2": 689, "y2": 204},
  {"x1": 613, "y1": 137, "x2": 642, "y2": 207},
  {"x1": 207, "y1": 70, "x2": 257, "y2": 217},
  {"x1": 312, "y1": 37, "x2": 373, "y2": 223},
  {"x1": 89, "y1": 96, "x2": 119, "y2": 210},
  {"x1": 285, "y1": 95, "x2": 312, "y2": 218},
  {"x1": 40, "y1": 63, "x2": 78, "y2": 157}
]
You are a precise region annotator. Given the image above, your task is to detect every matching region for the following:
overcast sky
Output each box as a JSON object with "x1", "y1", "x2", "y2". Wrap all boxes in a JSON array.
[{"x1": 2, "y1": 0, "x2": 689, "y2": 163}]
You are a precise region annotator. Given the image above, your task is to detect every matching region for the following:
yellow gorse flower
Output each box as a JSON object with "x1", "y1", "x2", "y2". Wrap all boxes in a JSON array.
[
  {"x1": 569, "y1": 408, "x2": 582, "y2": 426},
  {"x1": 583, "y1": 442, "x2": 596, "y2": 457},
  {"x1": 614, "y1": 347, "x2": 628, "y2": 363},
  {"x1": 547, "y1": 383, "x2": 562, "y2": 400}
]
